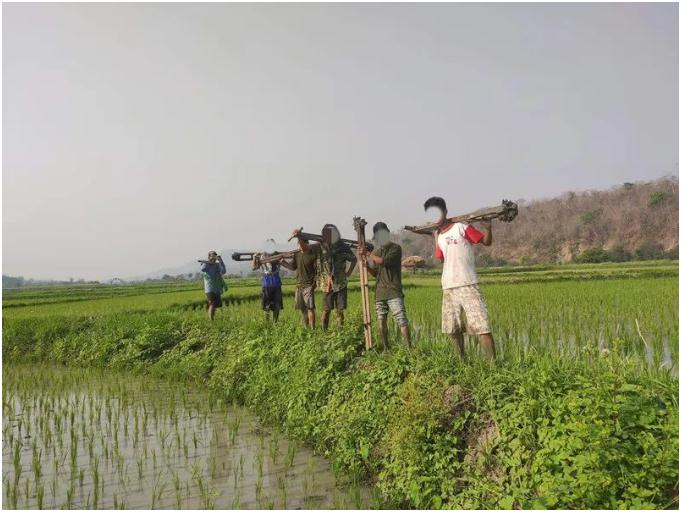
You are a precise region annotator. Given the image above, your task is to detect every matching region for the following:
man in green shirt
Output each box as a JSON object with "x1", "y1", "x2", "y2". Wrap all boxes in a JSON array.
[
  {"x1": 361, "y1": 222, "x2": 411, "y2": 349},
  {"x1": 319, "y1": 224, "x2": 357, "y2": 330},
  {"x1": 279, "y1": 228, "x2": 322, "y2": 328}
]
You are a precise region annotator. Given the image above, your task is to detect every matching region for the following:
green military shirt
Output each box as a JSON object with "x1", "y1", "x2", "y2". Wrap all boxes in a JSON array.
[
  {"x1": 294, "y1": 243, "x2": 322, "y2": 288},
  {"x1": 319, "y1": 241, "x2": 357, "y2": 292},
  {"x1": 373, "y1": 242, "x2": 403, "y2": 301}
]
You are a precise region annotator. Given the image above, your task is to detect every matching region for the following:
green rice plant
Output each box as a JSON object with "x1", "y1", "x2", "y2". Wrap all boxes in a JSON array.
[{"x1": 35, "y1": 481, "x2": 44, "y2": 509}]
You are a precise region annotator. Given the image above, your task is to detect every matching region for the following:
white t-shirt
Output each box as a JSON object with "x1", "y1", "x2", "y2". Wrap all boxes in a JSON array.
[{"x1": 435, "y1": 222, "x2": 485, "y2": 289}]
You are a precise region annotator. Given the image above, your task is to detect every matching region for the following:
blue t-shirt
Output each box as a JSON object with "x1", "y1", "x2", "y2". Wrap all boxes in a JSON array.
[{"x1": 201, "y1": 261, "x2": 226, "y2": 294}]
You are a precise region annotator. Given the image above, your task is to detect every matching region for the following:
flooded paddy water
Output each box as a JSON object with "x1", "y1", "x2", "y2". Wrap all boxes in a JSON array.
[{"x1": 2, "y1": 365, "x2": 373, "y2": 509}]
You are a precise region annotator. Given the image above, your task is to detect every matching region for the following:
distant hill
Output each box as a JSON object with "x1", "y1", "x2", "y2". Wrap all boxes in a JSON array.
[
  {"x1": 125, "y1": 244, "x2": 297, "y2": 282},
  {"x1": 124, "y1": 248, "x2": 252, "y2": 281},
  {"x1": 396, "y1": 176, "x2": 679, "y2": 265}
]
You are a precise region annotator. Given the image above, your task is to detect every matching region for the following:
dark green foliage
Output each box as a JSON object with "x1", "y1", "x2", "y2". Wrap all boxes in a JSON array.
[
  {"x1": 580, "y1": 209, "x2": 603, "y2": 224},
  {"x1": 573, "y1": 248, "x2": 610, "y2": 264},
  {"x1": 648, "y1": 191, "x2": 670, "y2": 208},
  {"x1": 665, "y1": 245, "x2": 679, "y2": 260},
  {"x1": 608, "y1": 245, "x2": 632, "y2": 262},
  {"x1": 635, "y1": 243, "x2": 665, "y2": 261}
]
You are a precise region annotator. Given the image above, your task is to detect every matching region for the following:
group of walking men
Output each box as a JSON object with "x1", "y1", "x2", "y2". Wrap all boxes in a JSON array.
[{"x1": 200, "y1": 196, "x2": 497, "y2": 358}]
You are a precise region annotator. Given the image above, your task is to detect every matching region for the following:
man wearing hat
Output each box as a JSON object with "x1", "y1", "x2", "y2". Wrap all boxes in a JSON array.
[{"x1": 361, "y1": 222, "x2": 411, "y2": 349}]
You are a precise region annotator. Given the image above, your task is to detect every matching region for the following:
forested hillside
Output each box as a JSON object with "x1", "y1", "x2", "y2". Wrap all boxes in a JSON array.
[{"x1": 397, "y1": 176, "x2": 679, "y2": 266}]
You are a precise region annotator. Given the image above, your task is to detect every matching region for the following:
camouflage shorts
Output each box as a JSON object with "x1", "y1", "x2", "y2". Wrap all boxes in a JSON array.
[
  {"x1": 295, "y1": 285, "x2": 316, "y2": 312},
  {"x1": 375, "y1": 297, "x2": 408, "y2": 327},
  {"x1": 442, "y1": 284, "x2": 491, "y2": 335}
]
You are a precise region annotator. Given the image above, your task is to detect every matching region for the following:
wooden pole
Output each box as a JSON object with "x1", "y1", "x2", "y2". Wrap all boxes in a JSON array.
[{"x1": 353, "y1": 217, "x2": 373, "y2": 350}]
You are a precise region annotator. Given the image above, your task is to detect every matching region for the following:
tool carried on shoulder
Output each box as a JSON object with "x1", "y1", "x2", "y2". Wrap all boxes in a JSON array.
[
  {"x1": 404, "y1": 199, "x2": 518, "y2": 235},
  {"x1": 288, "y1": 228, "x2": 374, "y2": 250},
  {"x1": 230, "y1": 252, "x2": 257, "y2": 262},
  {"x1": 353, "y1": 216, "x2": 373, "y2": 351}
]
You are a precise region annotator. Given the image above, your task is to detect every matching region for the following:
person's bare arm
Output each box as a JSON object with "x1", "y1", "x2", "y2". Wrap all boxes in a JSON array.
[
  {"x1": 359, "y1": 248, "x2": 377, "y2": 277},
  {"x1": 433, "y1": 230, "x2": 444, "y2": 262},
  {"x1": 290, "y1": 228, "x2": 312, "y2": 253},
  {"x1": 217, "y1": 256, "x2": 227, "y2": 274},
  {"x1": 365, "y1": 256, "x2": 377, "y2": 277},
  {"x1": 368, "y1": 254, "x2": 384, "y2": 265},
  {"x1": 366, "y1": 263, "x2": 377, "y2": 277},
  {"x1": 279, "y1": 255, "x2": 296, "y2": 271},
  {"x1": 478, "y1": 220, "x2": 493, "y2": 246}
]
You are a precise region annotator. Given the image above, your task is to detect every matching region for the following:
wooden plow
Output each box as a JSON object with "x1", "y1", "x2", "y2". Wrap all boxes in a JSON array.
[{"x1": 404, "y1": 199, "x2": 518, "y2": 235}]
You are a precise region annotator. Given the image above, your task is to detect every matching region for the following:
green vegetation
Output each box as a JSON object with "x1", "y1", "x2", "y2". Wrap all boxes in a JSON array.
[{"x1": 2, "y1": 261, "x2": 678, "y2": 509}]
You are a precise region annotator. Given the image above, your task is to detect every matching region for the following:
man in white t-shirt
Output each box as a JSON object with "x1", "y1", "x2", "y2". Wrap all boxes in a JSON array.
[{"x1": 425, "y1": 196, "x2": 496, "y2": 359}]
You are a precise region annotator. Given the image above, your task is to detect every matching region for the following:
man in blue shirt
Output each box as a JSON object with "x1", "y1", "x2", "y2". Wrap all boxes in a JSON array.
[
  {"x1": 200, "y1": 251, "x2": 227, "y2": 320},
  {"x1": 252, "y1": 239, "x2": 283, "y2": 322}
]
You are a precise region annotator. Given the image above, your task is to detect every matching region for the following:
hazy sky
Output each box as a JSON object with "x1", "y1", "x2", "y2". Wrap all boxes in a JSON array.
[{"x1": 3, "y1": 3, "x2": 678, "y2": 280}]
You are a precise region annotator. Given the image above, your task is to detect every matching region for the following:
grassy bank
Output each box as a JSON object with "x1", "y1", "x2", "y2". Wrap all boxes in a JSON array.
[{"x1": 4, "y1": 305, "x2": 678, "y2": 509}]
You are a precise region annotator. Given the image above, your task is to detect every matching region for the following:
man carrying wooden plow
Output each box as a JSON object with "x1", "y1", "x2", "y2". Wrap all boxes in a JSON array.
[
  {"x1": 198, "y1": 251, "x2": 227, "y2": 321},
  {"x1": 252, "y1": 239, "x2": 284, "y2": 323},
  {"x1": 361, "y1": 222, "x2": 411, "y2": 350},
  {"x1": 278, "y1": 228, "x2": 323, "y2": 328},
  {"x1": 424, "y1": 196, "x2": 496, "y2": 359},
  {"x1": 318, "y1": 224, "x2": 357, "y2": 330}
]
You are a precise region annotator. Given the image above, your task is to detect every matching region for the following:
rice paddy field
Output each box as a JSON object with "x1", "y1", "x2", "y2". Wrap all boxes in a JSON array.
[{"x1": 2, "y1": 260, "x2": 679, "y2": 509}]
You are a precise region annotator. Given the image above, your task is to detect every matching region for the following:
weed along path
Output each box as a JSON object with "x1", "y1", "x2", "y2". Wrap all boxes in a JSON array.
[{"x1": 2, "y1": 365, "x2": 371, "y2": 510}]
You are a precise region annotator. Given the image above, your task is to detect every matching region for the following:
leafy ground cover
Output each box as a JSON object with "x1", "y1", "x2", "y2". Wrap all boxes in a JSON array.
[{"x1": 2, "y1": 261, "x2": 678, "y2": 508}]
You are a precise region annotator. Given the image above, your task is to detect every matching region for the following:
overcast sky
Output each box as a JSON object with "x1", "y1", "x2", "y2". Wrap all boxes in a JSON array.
[{"x1": 3, "y1": 3, "x2": 678, "y2": 280}]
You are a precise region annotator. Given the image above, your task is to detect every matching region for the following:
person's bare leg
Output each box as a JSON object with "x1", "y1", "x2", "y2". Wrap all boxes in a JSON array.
[
  {"x1": 479, "y1": 333, "x2": 496, "y2": 360},
  {"x1": 400, "y1": 325, "x2": 412, "y2": 347},
  {"x1": 450, "y1": 332, "x2": 465, "y2": 357},
  {"x1": 208, "y1": 304, "x2": 216, "y2": 321},
  {"x1": 379, "y1": 318, "x2": 388, "y2": 352},
  {"x1": 308, "y1": 309, "x2": 316, "y2": 329},
  {"x1": 322, "y1": 310, "x2": 331, "y2": 330},
  {"x1": 337, "y1": 310, "x2": 344, "y2": 326},
  {"x1": 300, "y1": 310, "x2": 309, "y2": 327}
]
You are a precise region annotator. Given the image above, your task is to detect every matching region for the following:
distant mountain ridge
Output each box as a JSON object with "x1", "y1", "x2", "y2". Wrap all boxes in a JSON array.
[{"x1": 124, "y1": 248, "x2": 250, "y2": 281}]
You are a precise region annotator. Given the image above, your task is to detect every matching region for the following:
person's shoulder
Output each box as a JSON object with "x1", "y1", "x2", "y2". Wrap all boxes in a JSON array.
[
  {"x1": 339, "y1": 241, "x2": 353, "y2": 253},
  {"x1": 388, "y1": 241, "x2": 402, "y2": 254},
  {"x1": 439, "y1": 222, "x2": 458, "y2": 235}
]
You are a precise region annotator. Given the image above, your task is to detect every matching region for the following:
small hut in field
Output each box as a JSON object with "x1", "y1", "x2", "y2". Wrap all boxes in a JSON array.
[{"x1": 402, "y1": 255, "x2": 426, "y2": 274}]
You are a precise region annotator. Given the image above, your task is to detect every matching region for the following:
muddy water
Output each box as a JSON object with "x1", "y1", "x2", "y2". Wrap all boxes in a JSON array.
[{"x1": 2, "y1": 365, "x2": 372, "y2": 509}]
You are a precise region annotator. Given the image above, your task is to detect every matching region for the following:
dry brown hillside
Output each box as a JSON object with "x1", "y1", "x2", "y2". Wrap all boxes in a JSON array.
[{"x1": 396, "y1": 176, "x2": 679, "y2": 265}]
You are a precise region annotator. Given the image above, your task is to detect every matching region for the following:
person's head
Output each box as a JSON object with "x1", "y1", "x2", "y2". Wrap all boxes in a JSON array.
[
  {"x1": 424, "y1": 196, "x2": 448, "y2": 226},
  {"x1": 322, "y1": 224, "x2": 341, "y2": 245},
  {"x1": 208, "y1": 250, "x2": 218, "y2": 262},
  {"x1": 263, "y1": 238, "x2": 277, "y2": 254},
  {"x1": 372, "y1": 222, "x2": 391, "y2": 247}
]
